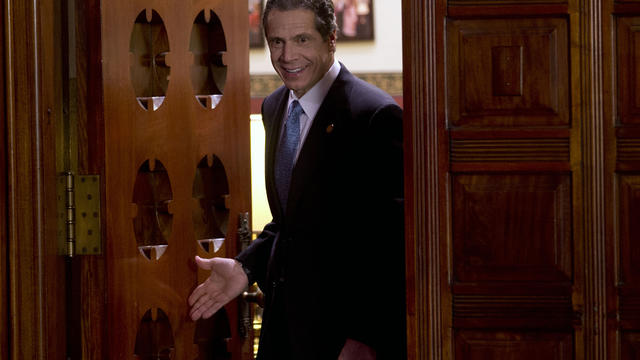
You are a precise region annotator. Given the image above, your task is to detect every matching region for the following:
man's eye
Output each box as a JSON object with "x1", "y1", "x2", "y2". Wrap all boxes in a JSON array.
[{"x1": 299, "y1": 36, "x2": 308, "y2": 43}]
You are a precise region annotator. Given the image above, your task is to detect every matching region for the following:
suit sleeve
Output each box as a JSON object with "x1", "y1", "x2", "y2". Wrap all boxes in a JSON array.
[
  {"x1": 347, "y1": 102, "x2": 406, "y2": 356},
  {"x1": 235, "y1": 220, "x2": 278, "y2": 290}
]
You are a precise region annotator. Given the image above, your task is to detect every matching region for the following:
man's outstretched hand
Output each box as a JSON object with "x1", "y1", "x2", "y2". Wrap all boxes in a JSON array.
[{"x1": 188, "y1": 256, "x2": 249, "y2": 321}]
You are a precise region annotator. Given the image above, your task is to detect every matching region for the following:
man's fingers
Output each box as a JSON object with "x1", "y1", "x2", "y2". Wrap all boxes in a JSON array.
[
  {"x1": 188, "y1": 283, "x2": 208, "y2": 306},
  {"x1": 190, "y1": 299, "x2": 224, "y2": 321},
  {"x1": 189, "y1": 260, "x2": 221, "y2": 306},
  {"x1": 190, "y1": 305, "x2": 205, "y2": 321},
  {"x1": 189, "y1": 256, "x2": 240, "y2": 321},
  {"x1": 189, "y1": 290, "x2": 211, "y2": 310},
  {"x1": 201, "y1": 302, "x2": 224, "y2": 319},
  {"x1": 189, "y1": 297, "x2": 214, "y2": 319},
  {"x1": 189, "y1": 280, "x2": 224, "y2": 306}
]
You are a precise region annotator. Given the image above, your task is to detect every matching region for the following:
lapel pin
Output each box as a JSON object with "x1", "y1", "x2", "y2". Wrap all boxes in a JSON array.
[{"x1": 326, "y1": 123, "x2": 335, "y2": 134}]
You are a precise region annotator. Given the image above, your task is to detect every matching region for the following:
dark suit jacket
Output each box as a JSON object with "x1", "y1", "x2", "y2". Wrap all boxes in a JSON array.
[{"x1": 237, "y1": 65, "x2": 405, "y2": 360}]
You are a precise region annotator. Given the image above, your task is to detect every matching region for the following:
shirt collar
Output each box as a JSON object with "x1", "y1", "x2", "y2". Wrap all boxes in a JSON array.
[{"x1": 287, "y1": 59, "x2": 341, "y2": 119}]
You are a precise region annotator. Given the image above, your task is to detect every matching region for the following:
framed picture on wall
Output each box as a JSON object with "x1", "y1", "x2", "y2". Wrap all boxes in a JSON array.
[
  {"x1": 249, "y1": 0, "x2": 264, "y2": 48},
  {"x1": 333, "y1": 0, "x2": 374, "y2": 41}
]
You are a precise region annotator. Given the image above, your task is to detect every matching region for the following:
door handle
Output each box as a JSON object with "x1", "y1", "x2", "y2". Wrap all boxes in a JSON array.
[{"x1": 242, "y1": 290, "x2": 264, "y2": 307}]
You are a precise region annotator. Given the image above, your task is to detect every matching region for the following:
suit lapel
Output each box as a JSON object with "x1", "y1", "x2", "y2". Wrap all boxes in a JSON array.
[{"x1": 265, "y1": 89, "x2": 290, "y2": 218}]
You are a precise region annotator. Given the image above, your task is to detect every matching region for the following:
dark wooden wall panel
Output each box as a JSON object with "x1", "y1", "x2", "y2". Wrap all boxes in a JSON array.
[
  {"x1": 452, "y1": 174, "x2": 572, "y2": 283},
  {"x1": 450, "y1": 0, "x2": 567, "y2": 5},
  {"x1": 453, "y1": 293, "x2": 574, "y2": 329},
  {"x1": 454, "y1": 330, "x2": 573, "y2": 360},
  {"x1": 618, "y1": 174, "x2": 640, "y2": 329},
  {"x1": 447, "y1": 18, "x2": 569, "y2": 128},
  {"x1": 451, "y1": 173, "x2": 574, "y2": 330},
  {"x1": 408, "y1": 0, "x2": 612, "y2": 357},
  {"x1": 450, "y1": 137, "x2": 570, "y2": 163},
  {"x1": 443, "y1": 5, "x2": 580, "y2": 359},
  {"x1": 622, "y1": 332, "x2": 640, "y2": 359},
  {"x1": 618, "y1": 175, "x2": 640, "y2": 293},
  {"x1": 617, "y1": 17, "x2": 640, "y2": 126},
  {"x1": 612, "y1": 11, "x2": 640, "y2": 359}
]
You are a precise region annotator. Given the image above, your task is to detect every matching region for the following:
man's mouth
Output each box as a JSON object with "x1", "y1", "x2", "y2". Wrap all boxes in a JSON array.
[{"x1": 282, "y1": 65, "x2": 307, "y2": 74}]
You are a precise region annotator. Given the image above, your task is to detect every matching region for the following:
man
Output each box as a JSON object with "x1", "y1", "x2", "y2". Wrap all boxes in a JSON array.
[{"x1": 188, "y1": 0, "x2": 405, "y2": 358}]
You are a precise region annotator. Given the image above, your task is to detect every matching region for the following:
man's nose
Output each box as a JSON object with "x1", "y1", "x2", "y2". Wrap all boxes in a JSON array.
[{"x1": 280, "y1": 43, "x2": 297, "y2": 62}]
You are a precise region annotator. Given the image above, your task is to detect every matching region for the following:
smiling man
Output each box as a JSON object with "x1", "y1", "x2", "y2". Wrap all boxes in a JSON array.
[
  {"x1": 188, "y1": 1, "x2": 406, "y2": 359},
  {"x1": 266, "y1": 6, "x2": 335, "y2": 98}
]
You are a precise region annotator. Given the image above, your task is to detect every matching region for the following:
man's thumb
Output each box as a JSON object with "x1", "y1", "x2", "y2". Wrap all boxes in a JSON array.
[{"x1": 194, "y1": 255, "x2": 214, "y2": 270}]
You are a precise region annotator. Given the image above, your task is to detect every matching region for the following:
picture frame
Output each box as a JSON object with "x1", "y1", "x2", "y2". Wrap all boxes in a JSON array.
[
  {"x1": 333, "y1": 0, "x2": 374, "y2": 41},
  {"x1": 249, "y1": 0, "x2": 264, "y2": 48}
]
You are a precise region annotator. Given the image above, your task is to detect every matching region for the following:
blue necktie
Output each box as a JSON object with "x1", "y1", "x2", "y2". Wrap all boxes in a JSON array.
[{"x1": 275, "y1": 100, "x2": 303, "y2": 211}]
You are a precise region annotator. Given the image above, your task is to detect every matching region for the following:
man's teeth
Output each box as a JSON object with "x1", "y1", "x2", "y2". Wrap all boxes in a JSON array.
[{"x1": 285, "y1": 67, "x2": 303, "y2": 73}]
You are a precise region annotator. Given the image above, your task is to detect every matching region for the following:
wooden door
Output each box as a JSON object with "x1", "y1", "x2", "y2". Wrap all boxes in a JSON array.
[
  {"x1": 445, "y1": 12, "x2": 578, "y2": 359},
  {"x1": 99, "y1": 1, "x2": 252, "y2": 359},
  {"x1": 402, "y1": 0, "x2": 636, "y2": 359},
  {"x1": 608, "y1": 7, "x2": 640, "y2": 360},
  {"x1": 5, "y1": 0, "x2": 252, "y2": 357}
]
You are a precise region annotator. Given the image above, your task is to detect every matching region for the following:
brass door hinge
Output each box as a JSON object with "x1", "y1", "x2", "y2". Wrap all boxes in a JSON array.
[{"x1": 57, "y1": 172, "x2": 102, "y2": 256}]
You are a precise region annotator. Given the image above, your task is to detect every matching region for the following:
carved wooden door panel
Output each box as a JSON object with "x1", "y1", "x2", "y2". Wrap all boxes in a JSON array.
[
  {"x1": 404, "y1": 0, "x2": 640, "y2": 358},
  {"x1": 100, "y1": 1, "x2": 251, "y2": 359},
  {"x1": 610, "y1": 12, "x2": 640, "y2": 360},
  {"x1": 444, "y1": 15, "x2": 577, "y2": 360}
]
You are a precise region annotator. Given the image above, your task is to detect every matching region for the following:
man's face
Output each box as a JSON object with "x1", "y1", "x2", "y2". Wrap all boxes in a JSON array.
[{"x1": 266, "y1": 9, "x2": 336, "y2": 98}]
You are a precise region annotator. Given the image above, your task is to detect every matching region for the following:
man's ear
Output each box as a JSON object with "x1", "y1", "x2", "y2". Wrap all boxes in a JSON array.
[{"x1": 328, "y1": 30, "x2": 337, "y2": 52}]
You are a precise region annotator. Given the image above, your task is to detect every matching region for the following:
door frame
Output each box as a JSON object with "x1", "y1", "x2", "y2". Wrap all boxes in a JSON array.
[
  {"x1": 1, "y1": 0, "x2": 7, "y2": 357},
  {"x1": 402, "y1": 0, "x2": 444, "y2": 358},
  {"x1": 4, "y1": 0, "x2": 66, "y2": 359}
]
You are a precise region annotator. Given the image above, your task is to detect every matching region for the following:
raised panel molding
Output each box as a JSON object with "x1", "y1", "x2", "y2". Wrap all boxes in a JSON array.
[
  {"x1": 622, "y1": 332, "x2": 640, "y2": 359},
  {"x1": 618, "y1": 175, "x2": 640, "y2": 295},
  {"x1": 453, "y1": 174, "x2": 572, "y2": 283},
  {"x1": 617, "y1": 17, "x2": 640, "y2": 126},
  {"x1": 618, "y1": 175, "x2": 640, "y2": 285},
  {"x1": 454, "y1": 331, "x2": 573, "y2": 360},
  {"x1": 453, "y1": 294, "x2": 574, "y2": 328},
  {"x1": 618, "y1": 138, "x2": 640, "y2": 162},
  {"x1": 621, "y1": 297, "x2": 640, "y2": 324},
  {"x1": 451, "y1": 138, "x2": 570, "y2": 163},
  {"x1": 446, "y1": 18, "x2": 569, "y2": 128},
  {"x1": 449, "y1": 0, "x2": 566, "y2": 5}
]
